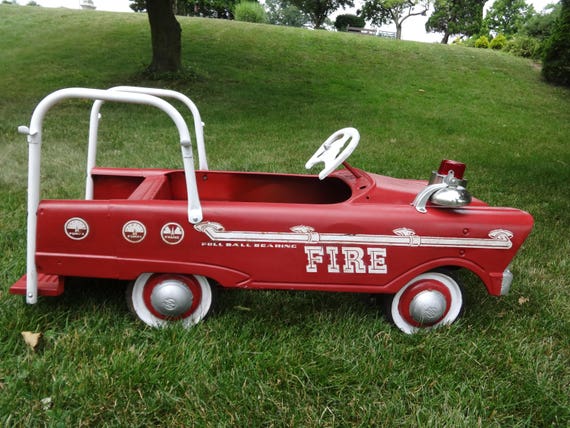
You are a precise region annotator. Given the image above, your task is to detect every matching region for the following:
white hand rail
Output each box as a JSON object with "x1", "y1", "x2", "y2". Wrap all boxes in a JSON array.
[
  {"x1": 85, "y1": 86, "x2": 207, "y2": 201},
  {"x1": 20, "y1": 87, "x2": 203, "y2": 304}
]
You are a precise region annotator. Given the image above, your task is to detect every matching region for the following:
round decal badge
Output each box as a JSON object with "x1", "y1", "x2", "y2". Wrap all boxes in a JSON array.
[
  {"x1": 64, "y1": 217, "x2": 89, "y2": 240},
  {"x1": 161, "y1": 222, "x2": 184, "y2": 245},
  {"x1": 122, "y1": 220, "x2": 147, "y2": 243}
]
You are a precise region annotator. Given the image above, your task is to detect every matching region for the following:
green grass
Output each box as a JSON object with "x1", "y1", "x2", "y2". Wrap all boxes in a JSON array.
[{"x1": 1, "y1": 4, "x2": 569, "y2": 426}]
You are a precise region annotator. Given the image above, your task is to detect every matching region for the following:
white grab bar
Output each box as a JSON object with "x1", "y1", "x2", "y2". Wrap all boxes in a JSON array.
[
  {"x1": 85, "y1": 86, "x2": 207, "y2": 201},
  {"x1": 20, "y1": 87, "x2": 203, "y2": 304}
]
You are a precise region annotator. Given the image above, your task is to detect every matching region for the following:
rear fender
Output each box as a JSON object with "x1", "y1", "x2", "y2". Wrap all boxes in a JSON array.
[{"x1": 117, "y1": 261, "x2": 251, "y2": 288}]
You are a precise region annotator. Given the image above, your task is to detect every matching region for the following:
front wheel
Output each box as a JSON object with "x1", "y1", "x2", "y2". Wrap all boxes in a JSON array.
[
  {"x1": 127, "y1": 273, "x2": 214, "y2": 328},
  {"x1": 388, "y1": 271, "x2": 464, "y2": 334}
]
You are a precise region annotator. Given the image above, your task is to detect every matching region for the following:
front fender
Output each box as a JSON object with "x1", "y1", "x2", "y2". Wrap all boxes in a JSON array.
[{"x1": 383, "y1": 257, "x2": 506, "y2": 296}]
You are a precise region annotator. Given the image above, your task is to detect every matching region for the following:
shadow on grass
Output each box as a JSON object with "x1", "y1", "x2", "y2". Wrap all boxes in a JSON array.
[
  {"x1": 10, "y1": 267, "x2": 518, "y2": 339},
  {"x1": 24, "y1": 277, "x2": 386, "y2": 331}
]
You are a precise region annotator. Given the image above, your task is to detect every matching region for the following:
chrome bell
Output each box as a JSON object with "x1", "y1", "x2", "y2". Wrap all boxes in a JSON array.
[
  {"x1": 412, "y1": 159, "x2": 473, "y2": 213},
  {"x1": 430, "y1": 184, "x2": 472, "y2": 208},
  {"x1": 428, "y1": 160, "x2": 471, "y2": 209}
]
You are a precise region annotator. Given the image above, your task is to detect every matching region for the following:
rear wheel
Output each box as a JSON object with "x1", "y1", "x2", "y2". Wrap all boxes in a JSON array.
[
  {"x1": 127, "y1": 273, "x2": 214, "y2": 328},
  {"x1": 388, "y1": 271, "x2": 463, "y2": 334}
]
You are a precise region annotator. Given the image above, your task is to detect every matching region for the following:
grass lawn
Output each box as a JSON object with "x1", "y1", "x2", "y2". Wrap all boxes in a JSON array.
[{"x1": 0, "y1": 5, "x2": 569, "y2": 426}]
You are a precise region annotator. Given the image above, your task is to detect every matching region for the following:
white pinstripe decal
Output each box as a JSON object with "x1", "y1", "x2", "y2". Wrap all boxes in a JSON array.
[{"x1": 195, "y1": 222, "x2": 513, "y2": 250}]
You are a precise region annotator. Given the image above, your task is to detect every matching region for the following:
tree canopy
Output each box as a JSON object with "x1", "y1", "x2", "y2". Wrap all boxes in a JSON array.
[
  {"x1": 484, "y1": 0, "x2": 535, "y2": 36},
  {"x1": 425, "y1": 0, "x2": 485, "y2": 43},
  {"x1": 266, "y1": 0, "x2": 310, "y2": 27},
  {"x1": 288, "y1": 0, "x2": 354, "y2": 29},
  {"x1": 131, "y1": 0, "x2": 236, "y2": 18},
  {"x1": 360, "y1": 0, "x2": 431, "y2": 40},
  {"x1": 523, "y1": 2, "x2": 562, "y2": 41}
]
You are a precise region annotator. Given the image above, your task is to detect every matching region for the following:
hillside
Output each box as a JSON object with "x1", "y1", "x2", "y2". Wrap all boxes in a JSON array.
[
  {"x1": 0, "y1": 5, "x2": 569, "y2": 426},
  {"x1": 1, "y1": 6, "x2": 568, "y2": 176}
]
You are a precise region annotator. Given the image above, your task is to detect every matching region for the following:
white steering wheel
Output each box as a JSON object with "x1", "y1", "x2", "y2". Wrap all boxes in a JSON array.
[{"x1": 305, "y1": 127, "x2": 360, "y2": 180}]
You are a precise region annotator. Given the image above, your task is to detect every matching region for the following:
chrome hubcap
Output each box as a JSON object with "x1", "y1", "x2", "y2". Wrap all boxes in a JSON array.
[
  {"x1": 409, "y1": 290, "x2": 447, "y2": 325},
  {"x1": 150, "y1": 280, "x2": 194, "y2": 317}
]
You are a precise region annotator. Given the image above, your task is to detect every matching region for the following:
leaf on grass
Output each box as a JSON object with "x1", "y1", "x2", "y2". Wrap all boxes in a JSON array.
[
  {"x1": 518, "y1": 296, "x2": 529, "y2": 305},
  {"x1": 41, "y1": 397, "x2": 53, "y2": 411},
  {"x1": 21, "y1": 331, "x2": 42, "y2": 351},
  {"x1": 234, "y1": 305, "x2": 252, "y2": 312}
]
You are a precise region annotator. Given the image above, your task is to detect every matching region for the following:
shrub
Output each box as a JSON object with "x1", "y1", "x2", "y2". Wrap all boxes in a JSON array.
[
  {"x1": 460, "y1": 36, "x2": 477, "y2": 47},
  {"x1": 334, "y1": 14, "x2": 365, "y2": 31},
  {"x1": 490, "y1": 34, "x2": 507, "y2": 50},
  {"x1": 542, "y1": 0, "x2": 570, "y2": 86},
  {"x1": 234, "y1": 1, "x2": 268, "y2": 24},
  {"x1": 475, "y1": 35, "x2": 490, "y2": 49},
  {"x1": 505, "y1": 36, "x2": 541, "y2": 59}
]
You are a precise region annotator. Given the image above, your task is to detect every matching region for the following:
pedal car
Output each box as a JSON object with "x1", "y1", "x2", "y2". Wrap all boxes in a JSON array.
[{"x1": 9, "y1": 87, "x2": 534, "y2": 333}]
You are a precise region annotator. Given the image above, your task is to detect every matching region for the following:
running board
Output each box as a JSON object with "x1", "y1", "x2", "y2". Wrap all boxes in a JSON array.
[{"x1": 10, "y1": 274, "x2": 65, "y2": 297}]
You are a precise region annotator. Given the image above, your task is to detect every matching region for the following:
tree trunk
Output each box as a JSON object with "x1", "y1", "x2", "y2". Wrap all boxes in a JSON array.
[
  {"x1": 146, "y1": 0, "x2": 181, "y2": 73},
  {"x1": 441, "y1": 31, "x2": 450, "y2": 44},
  {"x1": 395, "y1": 22, "x2": 402, "y2": 40}
]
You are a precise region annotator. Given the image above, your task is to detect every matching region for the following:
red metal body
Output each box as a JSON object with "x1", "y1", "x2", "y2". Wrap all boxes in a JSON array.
[{"x1": 11, "y1": 166, "x2": 532, "y2": 297}]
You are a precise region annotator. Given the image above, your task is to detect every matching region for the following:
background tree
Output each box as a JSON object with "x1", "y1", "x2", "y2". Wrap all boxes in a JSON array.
[
  {"x1": 425, "y1": 0, "x2": 486, "y2": 44},
  {"x1": 484, "y1": 0, "x2": 534, "y2": 36},
  {"x1": 266, "y1": 0, "x2": 310, "y2": 26},
  {"x1": 360, "y1": 0, "x2": 431, "y2": 40},
  {"x1": 145, "y1": 0, "x2": 182, "y2": 73},
  {"x1": 542, "y1": 0, "x2": 570, "y2": 86},
  {"x1": 523, "y1": 2, "x2": 561, "y2": 41},
  {"x1": 501, "y1": 1, "x2": 561, "y2": 58},
  {"x1": 288, "y1": 0, "x2": 354, "y2": 29}
]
